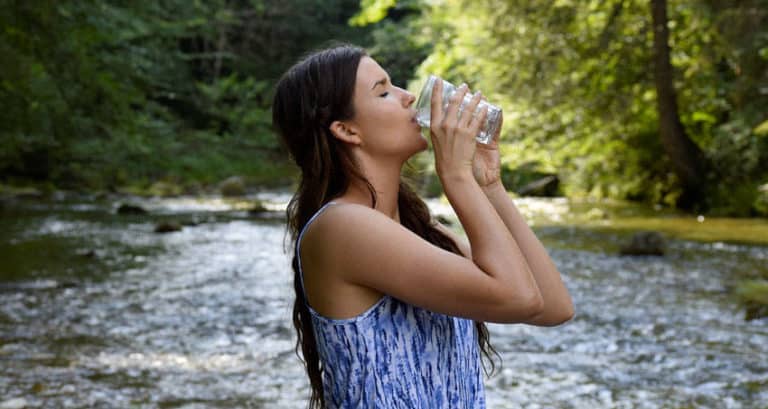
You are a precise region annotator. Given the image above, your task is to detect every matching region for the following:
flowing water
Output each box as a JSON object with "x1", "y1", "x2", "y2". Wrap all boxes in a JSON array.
[{"x1": 0, "y1": 191, "x2": 766, "y2": 408}]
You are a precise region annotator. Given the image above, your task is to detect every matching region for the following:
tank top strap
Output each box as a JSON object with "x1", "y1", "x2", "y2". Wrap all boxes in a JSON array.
[{"x1": 295, "y1": 201, "x2": 340, "y2": 300}]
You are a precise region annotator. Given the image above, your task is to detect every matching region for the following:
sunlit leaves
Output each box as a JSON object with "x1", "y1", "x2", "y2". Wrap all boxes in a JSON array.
[
  {"x1": 350, "y1": 0, "x2": 397, "y2": 25},
  {"x1": 388, "y1": 0, "x2": 768, "y2": 211}
]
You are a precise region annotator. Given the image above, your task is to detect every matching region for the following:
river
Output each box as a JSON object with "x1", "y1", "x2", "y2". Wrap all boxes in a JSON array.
[{"x1": 0, "y1": 191, "x2": 766, "y2": 408}]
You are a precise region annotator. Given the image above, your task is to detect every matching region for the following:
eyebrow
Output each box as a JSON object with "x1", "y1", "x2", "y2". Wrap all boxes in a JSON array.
[{"x1": 371, "y1": 77, "x2": 388, "y2": 90}]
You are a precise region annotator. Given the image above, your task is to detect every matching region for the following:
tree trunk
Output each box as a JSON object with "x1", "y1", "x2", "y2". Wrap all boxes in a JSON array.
[{"x1": 650, "y1": 0, "x2": 707, "y2": 209}]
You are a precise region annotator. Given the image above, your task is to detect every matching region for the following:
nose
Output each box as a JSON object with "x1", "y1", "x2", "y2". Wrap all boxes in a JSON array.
[{"x1": 403, "y1": 89, "x2": 416, "y2": 107}]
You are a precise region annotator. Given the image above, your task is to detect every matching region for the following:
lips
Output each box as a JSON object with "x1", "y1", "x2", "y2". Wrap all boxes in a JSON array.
[{"x1": 410, "y1": 111, "x2": 420, "y2": 126}]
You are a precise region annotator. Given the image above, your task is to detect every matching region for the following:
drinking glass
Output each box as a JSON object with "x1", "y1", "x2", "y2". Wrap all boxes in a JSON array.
[{"x1": 414, "y1": 75, "x2": 502, "y2": 144}]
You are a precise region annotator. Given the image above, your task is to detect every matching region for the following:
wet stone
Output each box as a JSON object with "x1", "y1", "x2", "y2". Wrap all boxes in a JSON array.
[
  {"x1": 116, "y1": 203, "x2": 148, "y2": 215},
  {"x1": 154, "y1": 221, "x2": 182, "y2": 233},
  {"x1": 619, "y1": 231, "x2": 666, "y2": 256},
  {"x1": 219, "y1": 176, "x2": 246, "y2": 197}
]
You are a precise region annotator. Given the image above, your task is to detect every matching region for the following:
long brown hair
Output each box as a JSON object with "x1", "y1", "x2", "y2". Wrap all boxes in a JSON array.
[{"x1": 272, "y1": 44, "x2": 499, "y2": 408}]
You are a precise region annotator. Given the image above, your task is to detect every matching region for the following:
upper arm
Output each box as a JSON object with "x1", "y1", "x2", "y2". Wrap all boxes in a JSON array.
[{"x1": 307, "y1": 204, "x2": 541, "y2": 323}]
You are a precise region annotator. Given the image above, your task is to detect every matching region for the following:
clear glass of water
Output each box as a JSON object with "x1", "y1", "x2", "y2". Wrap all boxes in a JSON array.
[{"x1": 414, "y1": 75, "x2": 502, "y2": 144}]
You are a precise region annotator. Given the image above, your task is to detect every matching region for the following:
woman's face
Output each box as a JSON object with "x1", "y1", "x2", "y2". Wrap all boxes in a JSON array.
[{"x1": 346, "y1": 56, "x2": 428, "y2": 159}]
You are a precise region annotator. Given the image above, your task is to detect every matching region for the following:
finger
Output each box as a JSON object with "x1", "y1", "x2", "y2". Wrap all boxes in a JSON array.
[
  {"x1": 443, "y1": 83, "x2": 468, "y2": 128},
  {"x1": 458, "y1": 90, "x2": 483, "y2": 129},
  {"x1": 468, "y1": 104, "x2": 489, "y2": 138}
]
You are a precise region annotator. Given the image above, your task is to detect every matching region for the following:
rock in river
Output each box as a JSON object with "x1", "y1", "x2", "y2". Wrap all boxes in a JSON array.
[
  {"x1": 619, "y1": 231, "x2": 666, "y2": 256},
  {"x1": 516, "y1": 175, "x2": 560, "y2": 197},
  {"x1": 154, "y1": 221, "x2": 183, "y2": 233},
  {"x1": 219, "y1": 176, "x2": 246, "y2": 197},
  {"x1": 117, "y1": 203, "x2": 148, "y2": 215}
]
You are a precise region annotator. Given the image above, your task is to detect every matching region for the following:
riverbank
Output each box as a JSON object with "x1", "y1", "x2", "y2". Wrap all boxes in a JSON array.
[{"x1": 3, "y1": 181, "x2": 768, "y2": 242}]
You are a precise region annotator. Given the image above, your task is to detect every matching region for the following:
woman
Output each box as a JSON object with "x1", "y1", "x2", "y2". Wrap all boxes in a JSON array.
[{"x1": 272, "y1": 44, "x2": 574, "y2": 408}]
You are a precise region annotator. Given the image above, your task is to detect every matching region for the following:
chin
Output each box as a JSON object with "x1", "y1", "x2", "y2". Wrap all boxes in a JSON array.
[
  {"x1": 396, "y1": 127, "x2": 429, "y2": 158},
  {"x1": 408, "y1": 135, "x2": 429, "y2": 156},
  {"x1": 416, "y1": 136, "x2": 429, "y2": 151}
]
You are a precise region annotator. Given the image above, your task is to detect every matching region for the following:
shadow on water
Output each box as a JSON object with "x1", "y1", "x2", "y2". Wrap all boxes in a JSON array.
[{"x1": 0, "y1": 192, "x2": 766, "y2": 408}]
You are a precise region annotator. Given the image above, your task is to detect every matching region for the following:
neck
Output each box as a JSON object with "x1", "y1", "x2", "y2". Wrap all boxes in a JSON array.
[{"x1": 339, "y1": 157, "x2": 403, "y2": 223}]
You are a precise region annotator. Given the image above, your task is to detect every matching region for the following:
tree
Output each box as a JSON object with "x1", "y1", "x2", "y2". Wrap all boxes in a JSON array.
[
  {"x1": 650, "y1": 0, "x2": 707, "y2": 209},
  {"x1": 369, "y1": 0, "x2": 768, "y2": 214},
  {"x1": 0, "y1": 0, "x2": 372, "y2": 188}
]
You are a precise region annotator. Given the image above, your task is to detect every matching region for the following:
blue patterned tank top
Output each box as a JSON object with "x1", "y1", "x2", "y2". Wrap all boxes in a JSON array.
[{"x1": 295, "y1": 201, "x2": 486, "y2": 408}]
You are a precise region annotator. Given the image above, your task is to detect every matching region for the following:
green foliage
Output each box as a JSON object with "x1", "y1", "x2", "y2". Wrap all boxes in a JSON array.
[
  {"x1": 411, "y1": 0, "x2": 669, "y2": 202},
  {"x1": 735, "y1": 280, "x2": 768, "y2": 320},
  {"x1": 0, "y1": 0, "x2": 369, "y2": 190},
  {"x1": 350, "y1": 0, "x2": 397, "y2": 26},
  {"x1": 754, "y1": 120, "x2": 768, "y2": 136},
  {"x1": 755, "y1": 184, "x2": 768, "y2": 216},
  {"x1": 368, "y1": 0, "x2": 768, "y2": 214},
  {"x1": 3, "y1": 0, "x2": 766, "y2": 215},
  {"x1": 367, "y1": 6, "x2": 431, "y2": 86}
]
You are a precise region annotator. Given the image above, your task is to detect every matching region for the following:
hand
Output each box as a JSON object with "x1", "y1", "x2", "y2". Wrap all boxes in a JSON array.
[
  {"x1": 472, "y1": 109, "x2": 503, "y2": 189},
  {"x1": 429, "y1": 80, "x2": 488, "y2": 182}
]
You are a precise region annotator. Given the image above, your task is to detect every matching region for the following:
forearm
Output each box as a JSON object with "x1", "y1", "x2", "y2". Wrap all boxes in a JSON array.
[
  {"x1": 441, "y1": 172, "x2": 541, "y2": 305},
  {"x1": 481, "y1": 181, "x2": 574, "y2": 325}
]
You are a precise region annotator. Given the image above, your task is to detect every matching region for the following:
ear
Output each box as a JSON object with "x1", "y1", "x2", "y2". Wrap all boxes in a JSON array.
[{"x1": 329, "y1": 120, "x2": 362, "y2": 145}]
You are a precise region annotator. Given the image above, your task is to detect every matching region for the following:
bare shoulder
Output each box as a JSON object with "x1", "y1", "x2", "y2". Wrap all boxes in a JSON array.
[
  {"x1": 301, "y1": 202, "x2": 407, "y2": 265},
  {"x1": 301, "y1": 202, "x2": 393, "y2": 248},
  {"x1": 298, "y1": 203, "x2": 390, "y2": 318}
]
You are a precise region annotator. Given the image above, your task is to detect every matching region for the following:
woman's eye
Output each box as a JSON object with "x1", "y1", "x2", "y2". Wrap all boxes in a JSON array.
[{"x1": 379, "y1": 92, "x2": 389, "y2": 98}]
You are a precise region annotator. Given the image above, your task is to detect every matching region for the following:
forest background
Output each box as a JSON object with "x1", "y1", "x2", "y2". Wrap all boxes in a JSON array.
[{"x1": 1, "y1": 0, "x2": 767, "y2": 216}]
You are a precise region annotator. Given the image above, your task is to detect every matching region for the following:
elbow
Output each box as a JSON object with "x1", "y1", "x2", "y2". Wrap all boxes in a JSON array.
[
  {"x1": 530, "y1": 300, "x2": 575, "y2": 327},
  {"x1": 554, "y1": 295, "x2": 576, "y2": 324},
  {"x1": 563, "y1": 302, "x2": 575, "y2": 322},
  {"x1": 549, "y1": 303, "x2": 575, "y2": 326},
  {"x1": 496, "y1": 291, "x2": 544, "y2": 324},
  {"x1": 525, "y1": 292, "x2": 546, "y2": 318},
  {"x1": 495, "y1": 288, "x2": 576, "y2": 326}
]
